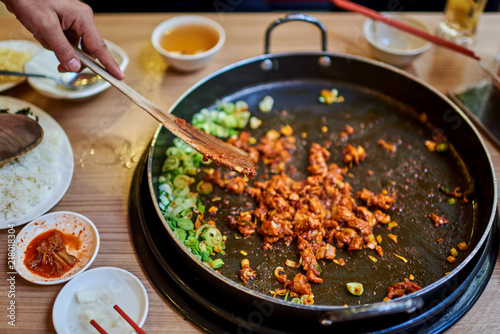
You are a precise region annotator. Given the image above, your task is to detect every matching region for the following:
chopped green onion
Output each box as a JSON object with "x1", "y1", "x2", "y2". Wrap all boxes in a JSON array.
[
  {"x1": 200, "y1": 250, "x2": 211, "y2": 262},
  {"x1": 284, "y1": 290, "x2": 290, "y2": 301},
  {"x1": 196, "y1": 181, "x2": 213, "y2": 195},
  {"x1": 173, "y1": 175, "x2": 192, "y2": 189},
  {"x1": 211, "y1": 258, "x2": 224, "y2": 269},
  {"x1": 197, "y1": 202, "x2": 206, "y2": 213},
  {"x1": 222, "y1": 114, "x2": 238, "y2": 128},
  {"x1": 259, "y1": 96, "x2": 274, "y2": 113},
  {"x1": 185, "y1": 235, "x2": 199, "y2": 250},
  {"x1": 174, "y1": 228, "x2": 187, "y2": 243},
  {"x1": 184, "y1": 166, "x2": 198, "y2": 176},
  {"x1": 221, "y1": 102, "x2": 235, "y2": 114},
  {"x1": 178, "y1": 217, "x2": 194, "y2": 231},
  {"x1": 203, "y1": 227, "x2": 223, "y2": 247},
  {"x1": 162, "y1": 156, "x2": 180, "y2": 171},
  {"x1": 235, "y1": 100, "x2": 248, "y2": 111},
  {"x1": 159, "y1": 183, "x2": 173, "y2": 195},
  {"x1": 166, "y1": 147, "x2": 184, "y2": 159},
  {"x1": 165, "y1": 219, "x2": 176, "y2": 230},
  {"x1": 436, "y1": 142, "x2": 450, "y2": 153},
  {"x1": 249, "y1": 116, "x2": 262, "y2": 129},
  {"x1": 159, "y1": 99, "x2": 259, "y2": 267},
  {"x1": 346, "y1": 282, "x2": 364, "y2": 296}
]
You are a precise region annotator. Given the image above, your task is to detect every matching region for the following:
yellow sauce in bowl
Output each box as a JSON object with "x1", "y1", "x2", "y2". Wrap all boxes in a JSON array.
[{"x1": 160, "y1": 24, "x2": 219, "y2": 55}]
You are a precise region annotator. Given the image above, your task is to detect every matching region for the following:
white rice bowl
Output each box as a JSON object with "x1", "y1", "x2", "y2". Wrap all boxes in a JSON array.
[{"x1": 0, "y1": 129, "x2": 61, "y2": 221}]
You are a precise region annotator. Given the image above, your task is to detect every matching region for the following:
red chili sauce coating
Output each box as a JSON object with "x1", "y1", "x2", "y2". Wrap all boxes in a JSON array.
[
  {"x1": 24, "y1": 229, "x2": 81, "y2": 278},
  {"x1": 174, "y1": 118, "x2": 256, "y2": 178}
]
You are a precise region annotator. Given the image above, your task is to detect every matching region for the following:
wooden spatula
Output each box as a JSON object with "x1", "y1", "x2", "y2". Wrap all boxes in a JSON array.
[
  {"x1": 73, "y1": 47, "x2": 256, "y2": 178},
  {"x1": 0, "y1": 113, "x2": 44, "y2": 167}
]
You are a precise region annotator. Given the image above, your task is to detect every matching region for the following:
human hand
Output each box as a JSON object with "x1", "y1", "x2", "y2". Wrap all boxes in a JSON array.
[{"x1": 2, "y1": 0, "x2": 124, "y2": 79}]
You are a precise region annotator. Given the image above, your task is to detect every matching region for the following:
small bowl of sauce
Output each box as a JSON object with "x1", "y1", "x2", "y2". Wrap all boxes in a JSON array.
[
  {"x1": 362, "y1": 14, "x2": 432, "y2": 67},
  {"x1": 152, "y1": 15, "x2": 226, "y2": 72}
]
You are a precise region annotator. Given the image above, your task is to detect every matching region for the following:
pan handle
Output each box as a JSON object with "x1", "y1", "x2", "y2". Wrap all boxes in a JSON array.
[
  {"x1": 319, "y1": 297, "x2": 425, "y2": 325},
  {"x1": 264, "y1": 13, "x2": 328, "y2": 54}
]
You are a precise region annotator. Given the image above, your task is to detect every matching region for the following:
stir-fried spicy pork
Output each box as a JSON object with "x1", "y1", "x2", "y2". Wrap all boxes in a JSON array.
[
  {"x1": 206, "y1": 129, "x2": 399, "y2": 300},
  {"x1": 426, "y1": 213, "x2": 450, "y2": 227},
  {"x1": 239, "y1": 259, "x2": 256, "y2": 285},
  {"x1": 385, "y1": 278, "x2": 422, "y2": 300}
]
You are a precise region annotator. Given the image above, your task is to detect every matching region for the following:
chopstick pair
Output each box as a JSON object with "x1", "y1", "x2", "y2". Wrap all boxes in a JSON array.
[
  {"x1": 90, "y1": 305, "x2": 146, "y2": 334},
  {"x1": 331, "y1": 0, "x2": 481, "y2": 61}
]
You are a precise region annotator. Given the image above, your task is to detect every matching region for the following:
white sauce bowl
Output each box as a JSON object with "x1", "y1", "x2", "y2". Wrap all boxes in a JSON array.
[
  {"x1": 363, "y1": 14, "x2": 432, "y2": 67},
  {"x1": 151, "y1": 15, "x2": 226, "y2": 72}
]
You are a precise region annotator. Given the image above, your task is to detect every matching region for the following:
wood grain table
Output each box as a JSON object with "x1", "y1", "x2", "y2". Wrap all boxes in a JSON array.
[{"x1": 1, "y1": 12, "x2": 499, "y2": 334}]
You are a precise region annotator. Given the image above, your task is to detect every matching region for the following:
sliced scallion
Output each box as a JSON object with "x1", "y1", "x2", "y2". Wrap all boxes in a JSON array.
[{"x1": 158, "y1": 99, "x2": 261, "y2": 267}]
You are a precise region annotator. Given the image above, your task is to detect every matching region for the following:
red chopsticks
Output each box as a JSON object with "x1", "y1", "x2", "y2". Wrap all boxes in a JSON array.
[
  {"x1": 331, "y1": 0, "x2": 481, "y2": 61},
  {"x1": 89, "y1": 304, "x2": 147, "y2": 334},
  {"x1": 113, "y1": 305, "x2": 147, "y2": 334},
  {"x1": 90, "y1": 319, "x2": 108, "y2": 334}
]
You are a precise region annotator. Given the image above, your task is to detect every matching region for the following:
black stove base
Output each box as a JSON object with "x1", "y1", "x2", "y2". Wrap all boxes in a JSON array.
[{"x1": 128, "y1": 152, "x2": 499, "y2": 334}]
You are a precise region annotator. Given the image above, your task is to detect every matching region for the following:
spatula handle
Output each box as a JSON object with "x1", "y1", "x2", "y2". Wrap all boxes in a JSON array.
[
  {"x1": 72, "y1": 46, "x2": 255, "y2": 177},
  {"x1": 73, "y1": 47, "x2": 176, "y2": 125}
]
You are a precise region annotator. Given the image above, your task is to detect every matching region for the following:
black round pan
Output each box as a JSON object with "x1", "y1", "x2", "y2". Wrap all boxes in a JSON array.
[{"x1": 147, "y1": 14, "x2": 497, "y2": 324}]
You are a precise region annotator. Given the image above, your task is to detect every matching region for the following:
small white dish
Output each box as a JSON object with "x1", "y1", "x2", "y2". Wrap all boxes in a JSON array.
[
  {"x1": 52, "y1": 267, "x2": 149, "y2": 334},
  {"x1": 480, "y1": 53, "x2": 500, "y2": 90},
  {"x1": 24, "y1": 40, "x2": 129, "y2": 101},
  {"x1": 0, "y1": 96, "x2": 74, "y2": 228},
  {"x1": 15, "y1": 211, "x2": 100, "y2": 285},
  {"x1": 0, "y1": 40, "x2": 43, "y2": 92},
  {"x1": 151, "y1": 15, "x2": 226, "y2": 72},
  {"x1": 363, "y1": 14, "x2": 432, "y2": 67}
]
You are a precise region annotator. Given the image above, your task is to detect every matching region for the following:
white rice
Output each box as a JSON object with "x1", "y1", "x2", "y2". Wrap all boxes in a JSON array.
[{"x1": 0, "y1": 129, "x2": 61, "y2": 222}]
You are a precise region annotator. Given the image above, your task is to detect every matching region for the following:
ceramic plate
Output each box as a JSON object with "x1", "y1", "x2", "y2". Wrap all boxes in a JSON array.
[
  {"x1": 25, "y1": 40, "x2": 129, "y2": 101},
  {"x1": 52, "y1": 267, "x2": 149, "y2": 334},
  {"x1": 0, "y1": 96, "x2": 74, "y2": 228},
  {"x1": 15, "y1": 211, "x2": 100, "y2": 285},
  {"x1": 0, "y1": 40, "x2": 43, "y2": 92},
  {"x1": 480, "y1": 53, "x2": 500, "y2": 90}
]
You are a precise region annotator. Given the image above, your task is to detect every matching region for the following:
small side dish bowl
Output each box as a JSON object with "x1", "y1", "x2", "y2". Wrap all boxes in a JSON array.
[
  {"x1": 362, "y1": 14, "x2": 432, "y2": 67},
  {"x1": 24, "y1": 40, "x2": 128, "y2": 101},
  {"x1": 151, "y1": 15, "x2": 226, "y2": 72},
  {"x1": 480, "y1": 53, "x2": 500, "y2": 90},
  {"x1": 52, "y1": 267, "x2": 149, "y2": 334},
  {"x1": 15, "y1": 211, "x2": 100, "y2": 285},
  {"x1": 0, "y1": 40, "x2": 43, "y2": 93}
]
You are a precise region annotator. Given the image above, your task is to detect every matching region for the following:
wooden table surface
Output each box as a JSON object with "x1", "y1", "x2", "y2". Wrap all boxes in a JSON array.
[{"x1": 1, "y1": 12, "x2": 499, "y2": 334}]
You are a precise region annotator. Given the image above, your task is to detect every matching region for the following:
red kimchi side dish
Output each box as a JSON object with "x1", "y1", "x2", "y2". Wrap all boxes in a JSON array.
[{"x1": 24, "y1": 229, "x2": 80, "y2": 278}]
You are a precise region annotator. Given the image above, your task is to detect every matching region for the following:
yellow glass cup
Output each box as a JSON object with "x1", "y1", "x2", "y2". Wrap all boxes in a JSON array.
[{"x1": 438, "y1": 0, "x2": 488, "y2": 45}]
